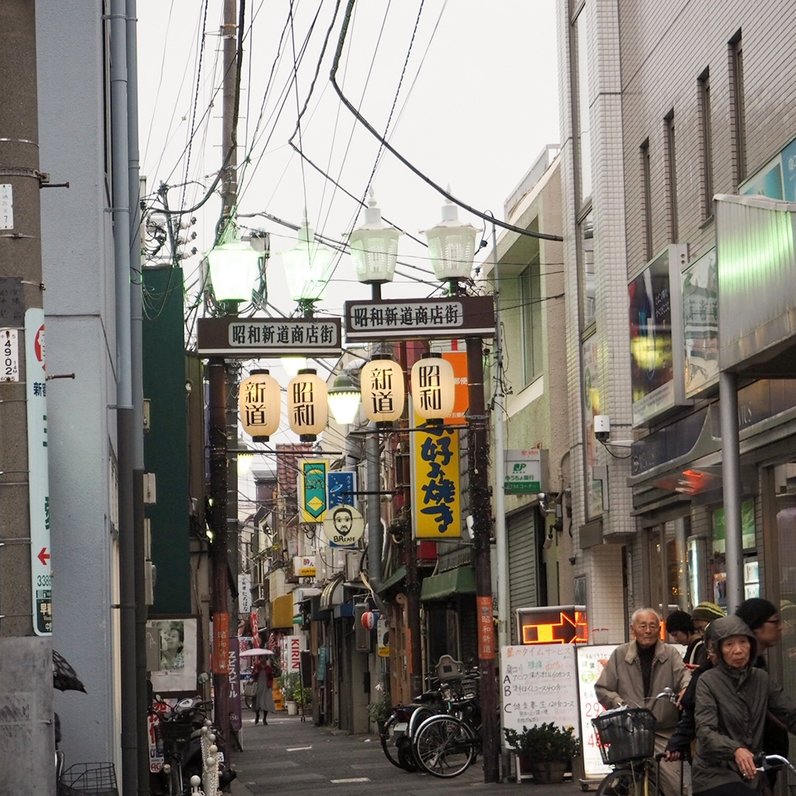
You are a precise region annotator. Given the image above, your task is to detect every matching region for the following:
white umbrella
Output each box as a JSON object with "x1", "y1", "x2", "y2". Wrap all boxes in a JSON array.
[{"x1": 239, "y1": 647, "x2": 275, "y2": 657}]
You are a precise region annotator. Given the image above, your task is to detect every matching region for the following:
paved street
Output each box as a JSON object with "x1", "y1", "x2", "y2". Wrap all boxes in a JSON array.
[{"x1": 228, "y1": 712, "x2": 588, "y2": 795}]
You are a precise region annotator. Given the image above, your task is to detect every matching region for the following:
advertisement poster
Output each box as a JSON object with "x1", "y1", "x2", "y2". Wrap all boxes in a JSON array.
[
  {"x1": 575, "y1": 645, "x2": 617, "y2": 780},
  {"x1": 147, "y1": 617, "x2": 198, "y2": 693},
  {"x1": 682, "y1": 248, "x2": 719, "y2": 397}
]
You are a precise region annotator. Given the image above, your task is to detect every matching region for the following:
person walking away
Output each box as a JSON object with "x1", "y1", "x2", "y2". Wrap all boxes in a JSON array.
[
  {"x1": 736, "y1": 597, "x2": 788, "y2": 790},
  {"x1": 667, "y1": 610, "x2": 707, "y2": 668},
  {"x1": 691, "y1": 615, "x2": 796, "y2": 796},
  {"x1": 252, "y1": 657, "x2": 275, "y2": 725},
  {"x1": 595, "y1": 608, "x2": 691, "y2": 796}
]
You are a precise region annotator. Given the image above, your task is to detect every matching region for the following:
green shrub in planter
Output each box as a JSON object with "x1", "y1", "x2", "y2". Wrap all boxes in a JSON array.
[{"x1": 504, "y1": 722, "x2": 581, "y2": 762}]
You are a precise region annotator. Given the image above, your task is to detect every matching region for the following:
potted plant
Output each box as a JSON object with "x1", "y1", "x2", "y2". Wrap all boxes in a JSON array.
[
  {"x1": 281, "y1": 672, "x2": 312, "y2": 715},
  {"x1": 367, "y1": 693, "x2": 392, "y2": 731},
  {"x1": 503, "y1": 722, "x2": 581, "y2": 784}
]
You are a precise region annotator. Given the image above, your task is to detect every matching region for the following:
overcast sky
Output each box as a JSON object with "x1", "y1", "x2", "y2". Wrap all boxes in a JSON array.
[
  {"x1": 137, "y1": 0, "x2": 561, "y2": 461},
  {"x1": 138, "y1": 0, "x2": 560, "y2": 311}
]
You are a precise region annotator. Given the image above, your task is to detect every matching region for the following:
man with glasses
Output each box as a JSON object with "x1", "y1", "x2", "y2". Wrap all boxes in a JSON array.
[
  {"x1": 596, "y1": 608, "x2": 691, "y2": 796},
  {"x1": 736, "y1": 597, "x2": 787, "y2": 789}
]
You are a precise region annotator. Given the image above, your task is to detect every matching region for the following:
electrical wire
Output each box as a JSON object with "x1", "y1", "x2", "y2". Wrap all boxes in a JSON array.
[{"x1": 329, "y1": 0, "x2": 563, "y2": 243}]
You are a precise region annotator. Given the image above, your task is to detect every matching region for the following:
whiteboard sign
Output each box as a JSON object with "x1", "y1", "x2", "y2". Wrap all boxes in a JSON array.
[
  {"x1": 576, "y1": 644, "x2": 616, "y2": 779},
  {"x1": 500, "y1": 644, "x2": 580, "y2": 746}
]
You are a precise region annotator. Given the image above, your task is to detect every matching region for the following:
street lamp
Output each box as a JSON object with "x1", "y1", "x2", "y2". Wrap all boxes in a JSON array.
[
  {"x1": 422, "y1": 199, "x2": 479, "y2": 289},
  {"x1": 327, "y1": 371, "x2": 362, "y2": 426},
  {"x1": 281, "y1": 220, "x2": 336, "y2": 314},
  {"x1": 350, "y1": 192, "x2": 400, "y2": 298},
  {"x1": 207, "y1": 230, "x2": 263, "y2": 302}
]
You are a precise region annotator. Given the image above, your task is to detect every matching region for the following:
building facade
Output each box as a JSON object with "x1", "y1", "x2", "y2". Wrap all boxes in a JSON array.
[{"x1": 558, "y1": 0, "x2": 796, "y2": 702}]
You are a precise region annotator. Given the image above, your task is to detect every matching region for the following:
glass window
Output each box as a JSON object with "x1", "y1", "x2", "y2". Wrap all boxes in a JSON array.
[
  {"x1": 574, "y1": 1, "x2": 593, "y2": 206},
  {"x1": 698, "y1": 68, "x2": 713, "y2": 219},
  {"x1": 519, "y1": 263, "x2": 543, "y2": 384},
  {"x1": 664, "y1": 110, "x2": 678, "y2": 241},
  {"x1": 579, "y1": 210, "x2": 595, "y2": 328},
  {"x1": 640, "y1": 139, "x2": 653, "y2": 260},
  {"x1": 729, "y1": 31, "x2": 746, "y2": 183}
]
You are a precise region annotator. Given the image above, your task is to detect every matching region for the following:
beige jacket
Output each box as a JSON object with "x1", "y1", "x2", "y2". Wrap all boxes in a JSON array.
[{"x1": 595, "y1": 640, "x2": 690, "y2": 730}]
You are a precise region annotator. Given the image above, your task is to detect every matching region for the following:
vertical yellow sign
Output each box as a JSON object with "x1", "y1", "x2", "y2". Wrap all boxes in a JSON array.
[{"x1": 411, "y1": 423, "x2": 461, "y2": 538}]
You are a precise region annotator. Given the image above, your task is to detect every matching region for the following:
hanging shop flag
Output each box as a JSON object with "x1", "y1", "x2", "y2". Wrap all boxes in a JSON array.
[{"x1": 299, "y1": 459, "x2": 328, "y2": 522}]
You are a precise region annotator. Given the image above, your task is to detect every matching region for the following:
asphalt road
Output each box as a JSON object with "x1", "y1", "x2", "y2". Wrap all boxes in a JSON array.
[{"x1": 228, "y1": 712, "x2": 588, "y2": 795}]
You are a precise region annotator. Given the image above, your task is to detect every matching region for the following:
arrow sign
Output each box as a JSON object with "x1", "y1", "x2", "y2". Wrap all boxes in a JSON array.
[{"x1": 37, "y1": 547, "x2": 50, "y2": 566}]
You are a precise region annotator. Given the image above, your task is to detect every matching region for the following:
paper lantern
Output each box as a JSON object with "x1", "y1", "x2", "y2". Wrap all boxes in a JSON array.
[
  {"x1": 361, "y1": 610, "x2": 379, "y2": 631},
  {"x1": 239, "y1": 370, "x2": 280, "y2": 441},
  {"x1": 360, "y1": 358, "x2": 405, "y2": 424},
  {"x1": 287, "y1": 369, "x2": 328, "y2": 441},
  {"x1": 410, "y1": 356, "x2": 455, "y2": 422}
]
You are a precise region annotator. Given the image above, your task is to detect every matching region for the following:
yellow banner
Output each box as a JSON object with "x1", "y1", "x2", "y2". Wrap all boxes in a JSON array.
[
  {"x1": 299, "y1": 459, "x2": 328, "y2": 522},
  {"x1": 412, "y1": 422, "x2": 461, "y2": 538}
]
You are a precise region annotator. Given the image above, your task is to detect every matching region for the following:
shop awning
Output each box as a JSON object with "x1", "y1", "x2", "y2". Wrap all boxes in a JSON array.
[
  {"x1": 378, "y1": 565, "x2": 407, "y2": 593},
  {"x1": 320, "y1": 575, "x2": 345, "y2": 611},
  {"x1": 271, "y1": 594, "x2": 294, "y2": 628},
  {"x1": 420, "y1": 566, "x2": 476, "y2": 602}
]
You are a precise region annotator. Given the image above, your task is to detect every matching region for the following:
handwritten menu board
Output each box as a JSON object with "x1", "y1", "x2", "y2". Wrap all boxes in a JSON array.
[
  {"x1": 500, "y1": 644, "x2": 580, "y2": 744},
  {"x1": 575, "y1": 644, "x2": 616, "y2": 779}
]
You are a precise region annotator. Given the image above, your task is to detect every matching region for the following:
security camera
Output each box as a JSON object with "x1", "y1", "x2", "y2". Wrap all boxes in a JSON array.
[{"x1": 594, "y1": 415, "x2": 611, "y2": 443}]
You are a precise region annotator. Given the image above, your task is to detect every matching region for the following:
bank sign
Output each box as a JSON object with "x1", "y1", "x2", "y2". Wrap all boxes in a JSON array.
[{"x1": 504, "y1": 449, "x2": 548, "y2": 495}]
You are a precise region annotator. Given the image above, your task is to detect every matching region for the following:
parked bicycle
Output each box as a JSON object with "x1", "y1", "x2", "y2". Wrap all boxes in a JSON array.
[
  {"x1": 411, "y1": 686, "x2": 482, "y2": 778},
  {"x1": 378, "y1": 655, "x2": 480, "y2": 775},
  {"x1": 590, "y1": 689, "x2": 678, "y2": 796}
]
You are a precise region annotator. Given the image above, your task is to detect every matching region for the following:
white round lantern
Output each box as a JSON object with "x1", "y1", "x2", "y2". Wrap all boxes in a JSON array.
[
  {"x1": 287, "y1": 368, "x2": 328, "y2": 440},
  {"x1": 239, "y1": 370, "x2": 281, "y2": 441},
  {"x1": 360, "y1": 358, "x2": 405, "y2": 425},
  {"x1": 410, "y1": 355, "x2": 455, "y2": 422}
]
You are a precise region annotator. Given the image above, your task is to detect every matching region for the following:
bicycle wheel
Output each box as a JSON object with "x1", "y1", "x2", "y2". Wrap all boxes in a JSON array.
[
  {"x1": 595, "y1": 765, "x2": 661, "y2": 796},
  {"x1": 412, "y1": 715, "x2": 477, "y2": 779},
  {"x1": 379, "y1": 716, "x2": 403, "y2": 768}
]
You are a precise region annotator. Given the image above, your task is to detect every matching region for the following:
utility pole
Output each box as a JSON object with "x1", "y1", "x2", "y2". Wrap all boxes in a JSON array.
[
  {"x1": 0, "y1": 2, "x2": 54, "y2": 792},
  {"x1": 210, "y1": 0, "x2": 240, "y2": 754},
  {"x1": 467, "y1": 336, "x2": 499, "y2": 783}
]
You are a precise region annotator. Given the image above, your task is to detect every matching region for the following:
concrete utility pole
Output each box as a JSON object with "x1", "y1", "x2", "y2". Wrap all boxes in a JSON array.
[
  {"x1": 467, "y1": 337, "x2": 499, "y2": 783},
  {"x1": 0, "y1": 1, "x2": 55, "y2": 792},
  {"x1": 210, "y1": 0, "x2": 241, "y2": 754}
]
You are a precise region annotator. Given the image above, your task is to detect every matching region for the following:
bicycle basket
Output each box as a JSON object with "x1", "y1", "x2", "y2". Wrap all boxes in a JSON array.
[
  {"x1": 59, "y1": 762, "x2": 118, "y2": 796},
  {"x1": 157, "y1": 719, "x2": 194, "y2": 749},
  {"x1": 592, "y1": 707, "x2": 656, "y2": 765}
]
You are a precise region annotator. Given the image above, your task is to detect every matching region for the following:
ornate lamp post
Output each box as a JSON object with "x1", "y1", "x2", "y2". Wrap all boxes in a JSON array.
[
  {"x1": 204, "y1": 226, "x2": 265, "y2": 757},
  {"x1": 327, "y1": 371, "x2": 362, "y2": 426},
  {"x1": 350, "y1": 192, "x2": 400, "y2": 300},
  {"x1": 281, "y1": 220, "x2": 336, "y2": 316},
  {"x1": 421, "y1": 200, "x2": 499, "y2": 784}
]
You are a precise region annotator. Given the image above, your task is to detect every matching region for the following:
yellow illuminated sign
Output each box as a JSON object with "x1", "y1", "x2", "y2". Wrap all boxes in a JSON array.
[
  {"x1": 518, "y1": 608, "x2": 589, "y2": 645},
  {"x1": 411, "y1": 422, "x2": 461, "y2": 538}
]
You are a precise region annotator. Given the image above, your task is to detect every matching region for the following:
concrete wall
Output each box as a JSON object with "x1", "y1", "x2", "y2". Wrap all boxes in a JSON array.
[{"x1": 37, "y1": 1, "x2": 118, "y2": 766}]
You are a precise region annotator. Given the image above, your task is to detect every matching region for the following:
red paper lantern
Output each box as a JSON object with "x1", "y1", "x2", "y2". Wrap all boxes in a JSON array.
[{"x1": 361, "y1": 610, "x2": 378, "y2": 631}]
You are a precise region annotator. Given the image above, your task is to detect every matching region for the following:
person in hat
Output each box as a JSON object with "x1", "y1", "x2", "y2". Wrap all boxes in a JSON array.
[
  {"x1": 691, "y1": 602, "x2": 725, "y2": 634},
  {"x1": 252, "y1": 656, "x2": 275, "y2": 726},
  {"x1": 692, "y1": 615, "x2": 796, "y2": 795},
  {"x1": 736, "y1": 597, "x2": 787, "y2": 787},
  {"x1": 667, "y1": 610, "x2": 707, "y2": 668}
]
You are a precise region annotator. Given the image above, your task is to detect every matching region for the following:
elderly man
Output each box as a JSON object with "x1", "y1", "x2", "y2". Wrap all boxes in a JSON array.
[{"x1": 595, "y1": 608, "x2": 691, "y2": 796}]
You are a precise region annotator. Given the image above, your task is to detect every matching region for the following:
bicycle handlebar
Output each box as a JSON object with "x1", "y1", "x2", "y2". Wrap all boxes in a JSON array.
[{"x1": 755, "y1": 753, "x2": 796, "y2": 773}]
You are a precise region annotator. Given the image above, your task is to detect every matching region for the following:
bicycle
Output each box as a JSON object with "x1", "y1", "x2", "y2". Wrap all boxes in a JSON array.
[
  {"x1": 411, "y1": 694, "x2": 481, "y2": 778},
  {"x1": 591, "y1": 689, "x2": 678, "y2": 796}
]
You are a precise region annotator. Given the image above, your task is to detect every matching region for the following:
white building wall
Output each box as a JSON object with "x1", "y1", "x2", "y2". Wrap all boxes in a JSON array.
[{"x1": 37, "y1": 1, "x2": 119, "y2": 766}]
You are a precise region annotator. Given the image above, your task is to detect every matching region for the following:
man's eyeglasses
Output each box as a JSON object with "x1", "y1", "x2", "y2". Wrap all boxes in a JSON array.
[{"x1": 635, "y1": 622, "x2": 660, "y2": 631}]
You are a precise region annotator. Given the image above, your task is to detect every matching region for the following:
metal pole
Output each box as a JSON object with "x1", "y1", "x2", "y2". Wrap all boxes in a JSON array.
[
  {"x1": 0, "y1": 2, "x2": 54, "y2": 791},
  {"x1": 466, "y1": 337, "x2": 499, "y2": 783},
  {"x1": 720, "y1": 371, "x2": 744, "y2": 612},
  {"x1": 491, "y1": 221, "x2": 509, "y2": 652}
]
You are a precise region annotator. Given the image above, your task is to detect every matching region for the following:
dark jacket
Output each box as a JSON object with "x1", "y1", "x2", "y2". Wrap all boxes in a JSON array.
[
  {"x1": 692, "y1": 616, "x2": 796, "y2": 794},
  {"x1": 665, "y1": 659, "x2": 713, "y2": 757}
]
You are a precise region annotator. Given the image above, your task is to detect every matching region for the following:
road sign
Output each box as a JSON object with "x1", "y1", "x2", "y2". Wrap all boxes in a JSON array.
[
  {"x1": 26, "y1": 308, "x2": 51, "y2": 635},
  {"x1": 197, "y1": 316, "x2": 342, "y2": 357}
]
